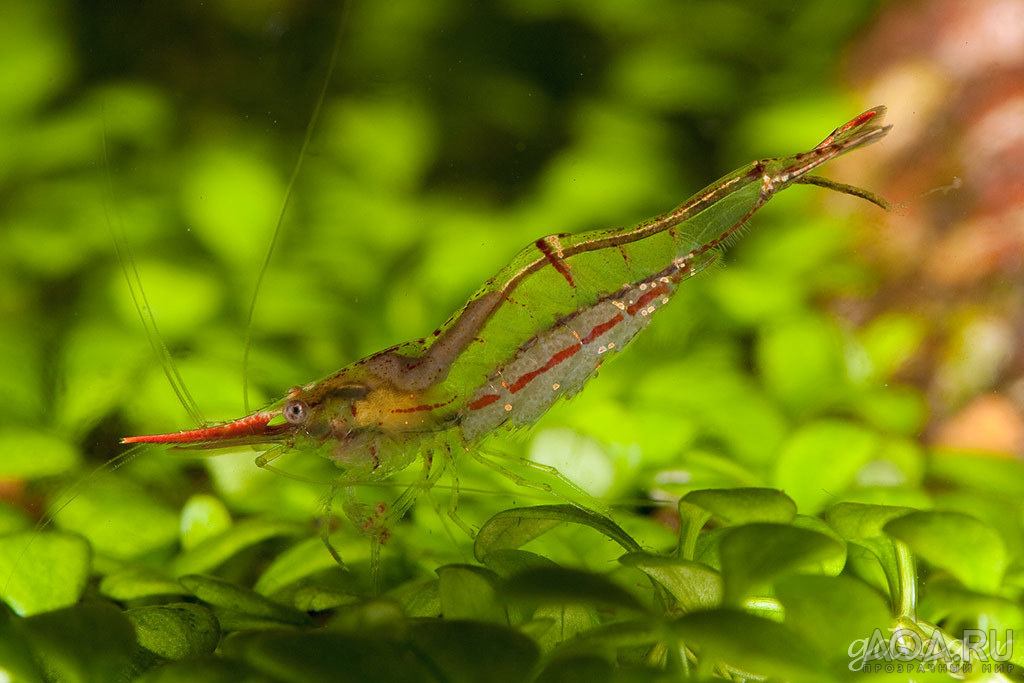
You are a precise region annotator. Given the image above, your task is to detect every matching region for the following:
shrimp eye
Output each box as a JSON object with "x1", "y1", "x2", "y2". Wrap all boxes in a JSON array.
[{"x1": 283, "y1": 399, "x2": 309, "y2": 425}]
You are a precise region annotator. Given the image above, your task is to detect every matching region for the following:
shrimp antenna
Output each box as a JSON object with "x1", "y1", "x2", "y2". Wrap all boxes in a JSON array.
[
  {"x1": 794, "y1": 174, "x2": 892, "y2": 211},
  {"x1": 102, "y1": 122, "x2": 205, "y2": 425},
  {"x1": 241, "y1": 2, "x2": 351, "y2": 414}
]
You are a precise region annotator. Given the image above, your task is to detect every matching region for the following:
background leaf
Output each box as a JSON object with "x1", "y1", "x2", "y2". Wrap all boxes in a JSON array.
[
  {"x1": 223, "y1": 631, "x2": 436, "y2": 683},
  {"x1": 674, "y1": 609, "x2": 823, "y2": 682},
  {"x1": 501, "y1": 566, "x2": 646, "y2": 614},
  {"x1": 620, "y1": 552, "x2": 721, "y2": 612},
  {"x1": 826, "y1": 502, "x2": 915, "y2": 597},
  {"x1": 126, "y1": 602, "x2": 220, "y2": 660},
  {"x1": 718, "y1": 523, "x2": 846, "y2": 604},
  {"x1": 474, "y1": 506, "x2": 640, "y2": 562},
  {"x1": 884, "y1": 511, "x2": 1007, "y2": 594},
  {"x1": 409, "y1": 620, "x2": 539, "y2": 683},
  {"x1": 775, "y1": 574, "x2": 890, "y2": 674},
  {"x1": 682, "y1": 487, "x2": 797, "y2": 525},
  {"x1": 173, "y1": 518, "x2": 308, "y2": 576},
  {"x1": 180, "y1": 574, "x2": 311, "y2": 626},
  {"x1": 0, "y1": 532, "x2": 90, "y2": 617},
  {"x1": 0, "y1": 602, "x2": 44, "y2": 683},
  {"x1": 19, "y1": 601, "x2": 136, "y2": 683},
  {"x1": 773, "y1": 420, "x2": 880, "y2": 514},
  {"x1": 437, "y1": 565, "x2": 506, "y2": 623}
]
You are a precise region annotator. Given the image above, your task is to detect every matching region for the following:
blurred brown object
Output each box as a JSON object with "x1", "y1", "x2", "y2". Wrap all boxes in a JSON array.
[
  {"x1": 844, "y1": 0, "x2": 1024, "y2": 455},
  {"x1": 0, "y1": 477, "x2": 41, "y2": 521},
  {"x1": 0, "y1": 478, "x2": 24, "y2": 506},
  {"x1": 932, "y1": 393, "x2": 1024, "y2": 454}
]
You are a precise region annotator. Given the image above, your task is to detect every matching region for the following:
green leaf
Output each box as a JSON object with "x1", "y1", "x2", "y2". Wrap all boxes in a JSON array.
[
  {"x1": 214, "y1": 610, "x2": 298, "y2": 633},
  {"x1": 52, "y1": 477, "x2": 179, "y2": 560},
  {"x1": 918, "y1": 576, "x2": 1023, "y2": 631},
  {"x1": 437, "y1": 564, "x2": 505, "y2": 623},
  {"x1": 180, "y1": 146, "x2": 283, "y2": 272},
  {"x1": 502, "y1": 567, "x2": 646, "y2": 613},
  {"x1": 826, "y1": 501, "x2": 920, "y2": 605},
  {"x1": 528, "y1": 428, "x2": 616, "y2": 498},
  {"x1": 0, "y1": 531, "x2": 90, "y2": 616},
  {"x1": 474, "y1": 505, "x2": 640, "y2": 561},
  {"x1": 682, "y1": 487, "x2": 796, "y2": 525},
  {"x1": 839, "y1": 486, "x2": 932, "y2": 510},
  {"x1": 693, "y1": 527, "x2": 730, "y2": 571},
  {"x1": 409, "y1": 619, "x2": 540, "y2": 683},
  {"x1": 326, "y1": 598, "x2": 406, "y2": 637},
  {"x1": 757, "y1": 313, "x2": 847, "y2": 415},
  {"x1": 718, "y1": 523, "x2": 846, "y2": 603},
  {"x1": 884, "y1": 511, "x2": 1007, "y2": 593},
  {"x1": 674, "y1": 609, "x2": 823, "y2": 682},
  {"x1": 20, "y1": 601, "x2": 136, "y2": 683},
  {"x1": 638, "y1": 363, "x2": 788, "y2": 469},
  {"x1": 0, "y1": 428, "x2": 80, "y2": 479},
  {"x1": 534, "y1": 655, "x2": 612, "y2": 683},
  {"x1": 0, "y1": 602, "x2": 44, "y2": 683},
  {"x1": 533, "y1": 604, "x2": 599, "y2": 653},
  {"x1": 253, "y1": 533, "x2": 356, "y2": 596},
  {"x1": 929, "y1": 449, "x2": 1024, "y2": 498},
  {"x1": 134, "y1": 656, "x2": 277, "y2": 683},
  {"x1": 676, "y1": 499, "x2": 711, "y2": 561},
  {"x1": 930, "y1": 489, "x2": 1024, "y2": 563},
  {"x1": 775, "y1": 575, "x2": 891, "y2": 672},
  {"x1": 481, "y1": 548, "x2": 558, "y2": 578},
  {"x1": 857, "y1": 312, "x2": 925, "y2": 380},
  {"x1": 620, "y1": 552, "x2": 721, "y2": 612},
  {"x1": 292, "y1": 586, "x2": 359, "y2": 612},
  {"x1": 57, "y1": 323, "x2": 147, "y2": 437},
  {"x1": 544, "y1": 619, "x2": 663, "y2": 658},
  {"x1": 390, "y1": 579, "x2": 440, "y2": 619},
  {"x1": 0, "y1": 502, "x2": 30, "y2": 535},
  {"x1": 179, "y1": 494, "x2": 232, "y2": 550},
  {"x1": 225, "y1": 630, "x2": 436, "y2": 683},
  {"x1": 790, "y1": 515, "x2": 847, "y2": 576},
  {"x1": 668, "y1": 448, "x2": 763, "y2": 489},
  {"x1": 742, "y1": 596, "x2": 784, "y2": 622},
  {"x1": 844, "y1": 541, "x2": 894, "y2": 598},
  {"x1": 481, "y1": 552, "x2": 559, "y2": 627},
  {"x1": 100, "y1": 566, "x2": 189, "y2": 601},
  {"x1": 773, "y1": 419, "x2": 880, "y2": 513},
  {"x1": 708, "y1": 264, "x2": 802, "y2": 325},
  {"x1": 173, "y1": 518, "x2": 308, "y2": 576},
  {"x1": 126, "y1": 603, "x2": 220, "y2": 660},
  {"x1": 852, "y1": 385, "x2": 927, "y2": 436},
  {"x1": 865, "y1": 437, "x2": 926, "y2": 487},
  {"x1": 179, "y1": 574, "x2": 312, "y2": 626},
  {"x1": 325, "y1": 96, "x2": 437, "y2": 191},
  {"x1": 826, "y1": 502, "x2": 916, "y2": 541},
  {"x1": 109, "y1": 259, "x2": 224, "y2": 342}
]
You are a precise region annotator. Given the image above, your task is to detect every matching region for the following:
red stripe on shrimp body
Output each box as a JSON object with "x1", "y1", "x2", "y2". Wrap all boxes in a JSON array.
[
  {"x1": 535, "y1": 234, "x2": 575, "y2": 288},
  {"x1": 460, "y1": 272, "x2": 681, "y2": 440},
  {"x1": 507, "y1": 343, "x2": 581, "y2": 394},
  {"x1": 625, "y1": 285, "x2": 670, "y2": 316},
  {"x1": 579, "y1": 312, "x2": 623, "y2": 345},
  {"x1": 467, "y1": 393, "x2": 500, "y2": 410}
]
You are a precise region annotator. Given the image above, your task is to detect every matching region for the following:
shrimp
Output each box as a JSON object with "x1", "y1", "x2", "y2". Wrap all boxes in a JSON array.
[{"x1": 123, "y1": 107, "x2": 892, "y2": 560}]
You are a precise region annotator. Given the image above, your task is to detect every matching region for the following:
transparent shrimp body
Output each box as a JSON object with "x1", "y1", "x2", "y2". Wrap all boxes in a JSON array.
[{"x1": 123, "y1": 106, "x2": 892, "y2": 553}]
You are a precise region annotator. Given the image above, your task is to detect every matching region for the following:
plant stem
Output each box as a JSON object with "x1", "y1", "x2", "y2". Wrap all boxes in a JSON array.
[{"x1": 893, "y1": 540, "x2": 917, "y2": 620}]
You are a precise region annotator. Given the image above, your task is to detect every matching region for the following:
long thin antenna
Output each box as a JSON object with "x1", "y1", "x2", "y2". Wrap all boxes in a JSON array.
[
  {"x1": 103, "y1": 125, "x2": 205, "y2": 425},
  {"x1": 794, "y1": 174, "x2": 892, "y2": 211},
  {"x1": 241, "y1": 2, "x2": 351, "y2": 414}
]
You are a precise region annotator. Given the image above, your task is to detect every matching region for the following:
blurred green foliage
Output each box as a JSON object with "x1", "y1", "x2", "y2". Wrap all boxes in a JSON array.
[{"x1": 2, "y1": 0, "x2": 1023, "y2": 681}]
